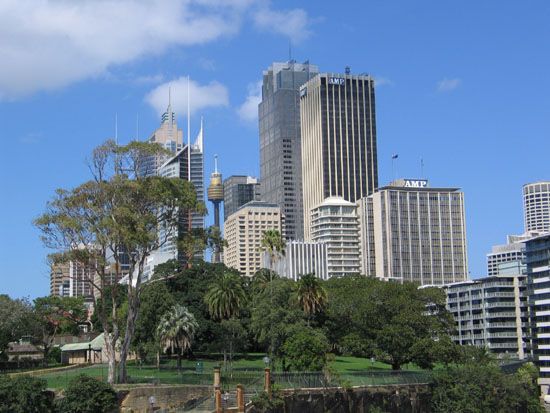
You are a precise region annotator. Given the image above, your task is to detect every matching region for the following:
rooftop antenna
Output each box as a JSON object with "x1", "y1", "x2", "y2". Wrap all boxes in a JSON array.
[
  {"x1": 288, "y1": 40, "x2": 292, "y2": 62},
  {"x1": 214, "y1": 154, "x2": 218, "y2": 173},
  {"x1": 420, "y1": 157, "x2": 425, "y2": 179},
  {"x1": 187, "y1": 76, "x2": 191, "y2": 182},
  {"x1": 345, "y1": 66, "x2": 351, "y2": 75}
]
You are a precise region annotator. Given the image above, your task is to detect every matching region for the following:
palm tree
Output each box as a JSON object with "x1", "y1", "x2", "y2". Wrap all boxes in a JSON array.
[
  {"x1": 204, "y1": 272, "x2": 246, "y2": 320},
  {"x1": 260, "y1": 229, "x2": 285, "y2": 301},
  {"x1": 295, "y1": 273, "x2": 328, "y2": 324},
  {"x1": 157, "y1": 304, "x2": 198, "y2": 369},
  {"x1": 261, "y1": 229, "x2": 285, "y2": 273},
  {"x1": 204, "y1": 272, "x2": 246, "y2": 368}
]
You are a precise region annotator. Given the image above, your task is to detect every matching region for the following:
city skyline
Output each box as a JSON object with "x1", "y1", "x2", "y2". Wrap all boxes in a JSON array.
[{"x1": 1, "y1": 1, "x2": 550, "y2": 297}]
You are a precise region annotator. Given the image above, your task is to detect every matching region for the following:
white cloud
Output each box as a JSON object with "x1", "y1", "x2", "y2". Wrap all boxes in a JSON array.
[
  {"x1": 145, "y1": 77, "x2": 229, "y2": 116},
  {"x1": 252, "y1": 5, "x2": 312, "y2": 42},
  {"x1": 437, "y1": 78, "x2": 461, "y2": 92},
  {"x1": 0, "y1": 0, "x2": 313, "y2": 100},
  {"x1": 237, "y1": 80, "x2": 262, "y2": 123},
  {"x1": 374, "y1": 76, "x2": 393, "y2": 87}
]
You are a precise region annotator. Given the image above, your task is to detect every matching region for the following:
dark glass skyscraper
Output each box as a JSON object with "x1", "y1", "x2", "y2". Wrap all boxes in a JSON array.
[
  {"x1": 223, "y1": 175, "x2": 261, "y2": 221},
  {"x1": 259, "y1": 61, "x2": 319, "y2": 241},
  {"x1": 300, "y1": 72, "x2": 378, "y2": 240}
]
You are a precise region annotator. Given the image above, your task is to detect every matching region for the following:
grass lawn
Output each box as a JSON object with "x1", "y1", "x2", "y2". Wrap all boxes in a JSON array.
[{"x1": 38, "y1": 354, "x2": 431, "y2": 389}]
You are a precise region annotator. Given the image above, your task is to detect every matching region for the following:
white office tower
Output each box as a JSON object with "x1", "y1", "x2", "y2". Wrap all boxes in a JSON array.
[
  {"x1": 265, "y1": 240, "x2": 329, "y2": 281},
  {"x1": 524, "y1": 181, "x2": 550, "y2": 233},
  {"x1": 358, "y1": 179, "x2": 468, "y2": 285},
  {"x1": 310, "y1": 197, "x2": 361, "y2": 278},
  {"x1": 223, "y1": 201, "x2": 282, "y2": 277}
]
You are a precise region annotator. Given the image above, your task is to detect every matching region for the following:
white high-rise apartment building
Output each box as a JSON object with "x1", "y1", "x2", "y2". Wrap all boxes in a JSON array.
[
  {"x1": 523, "y1": 181, "x2": 550, "y2": 233},
  {"x1": 358, "y1": 179, "x2": 468, "y2": 285},
  {"x1": 223, "y1": 201, "x2": 282, "y2": 277},
  {"x1": 310, "y1": 197, "x2": 361, "y2": 278}
]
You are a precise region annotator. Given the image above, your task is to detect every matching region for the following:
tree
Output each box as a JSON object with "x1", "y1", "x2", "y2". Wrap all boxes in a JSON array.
[
  {"x1": 34, "y1": 140, "x2": 204, "y2": 384},
  {"x1": 205, "y1": 272, "x2": 246, "y2": 320},
  {"x1": 157, "y1": 305, "x2": 198, "y2": 369},
  {"x1": 282, "y1": 325, "x2": 330, "y2": 371},
  {"x1": 56, "y1": 375, "x2": 118, "y2": 413},
  {"x1": 324, "y1": 275, "x2": 456, "y2": 370},
  {"x1": 0, "y1": 295, "x2": 35, "y2": 359},
  {"x1": 431, "y1": 363, "x2": 543, "y2": 413},
  {"x1": 33, "y1": 296, "x2": 86, "y2": 366},
  {"x1": 204, "y1": 272, "x2": 246, "y2": 367},
  {"x1": 250, "y1": 277, "x2": 303, "y2": 369},
  {"x1": 294, "y1": 274, "x2": 327, "y2": 323},
  {"x1": 0, "y1": 375, "x2": 54, "y2": 413},
  {"x1": 132, "y1": 280, "x2": 176, "y2": 365},
  {"x1": 261, "y1": 229, "x2": 285, "y2": 274}
]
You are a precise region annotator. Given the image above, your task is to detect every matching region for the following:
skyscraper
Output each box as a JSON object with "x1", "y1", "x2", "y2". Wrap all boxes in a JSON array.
[
  {"x1": 358, "y1": 179, "x2": 468, "y2": 285},
  {"x1": 143, "y1": 101, "x2": 205, "y2": 264},
  {"x1": 300, "y1": 72, "x2": 378, "y2": 240},
  {"x1": 259, "y1": 61, "x2": 319, "y2": 241},
  {"x1": 223, "y1": 175, "x2": 261, "y2": 221},
  {"x1": 523, "y1": 181, "x2": 550, "y2": 233}
]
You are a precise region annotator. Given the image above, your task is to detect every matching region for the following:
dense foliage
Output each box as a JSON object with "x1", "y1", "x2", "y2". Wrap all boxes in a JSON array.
[
  {"x1": 56, "y1": 375, "x2": 118, "y2": 413},
  {"x1": 0, "y1": 375, "x2": 54, "y2": 413},
  {"x1": 431, "y1": 362, "x2": 543, "y2": 413}
]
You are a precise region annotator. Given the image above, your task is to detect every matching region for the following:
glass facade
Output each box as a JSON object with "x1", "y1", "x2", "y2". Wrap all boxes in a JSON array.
[{"x1": 259, "y1": 61, "x2": 319, "y2": 241}]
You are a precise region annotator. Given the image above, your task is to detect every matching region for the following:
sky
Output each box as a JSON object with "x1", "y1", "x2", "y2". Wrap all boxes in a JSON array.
[{"x1": 1, "y1": 0, "x2": 549, "y2": 299}]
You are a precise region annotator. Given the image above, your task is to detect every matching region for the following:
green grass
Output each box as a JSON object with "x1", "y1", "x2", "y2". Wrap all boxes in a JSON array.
[{"x1": 38, "y1": 354, "x2": 432, "y2": 389}]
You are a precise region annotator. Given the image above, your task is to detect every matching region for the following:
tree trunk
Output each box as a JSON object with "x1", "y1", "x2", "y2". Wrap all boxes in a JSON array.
[
  {"x1": 118, "y1": 256, "x2": 146, "y2": 384},
  {"x1": 391, "y1": 362, "x2": 400, "y2": 370},
  {"x1": 156, "y1": 350, "x2": 160, "y2": 370},
  {"x1": 104, "y1": 334, "x2": 117, "y2": 385},
  {"x1": 177, "y1": 352, "x2": 182, "y2": 370}
]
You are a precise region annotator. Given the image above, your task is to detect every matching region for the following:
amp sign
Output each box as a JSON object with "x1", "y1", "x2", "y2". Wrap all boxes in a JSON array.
[
  {"x1": 328, "y1": 77, "x2": 345, "y2": 85},
  {"x1": 404, "y1": 179, "x2": 428, "y2": 188}
]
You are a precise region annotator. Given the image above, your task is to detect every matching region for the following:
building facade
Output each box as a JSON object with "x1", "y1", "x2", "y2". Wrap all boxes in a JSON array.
[
  {"x1": 300, "y1": 72, "x2": 378, "y2": 241},
  {"x1": 143, "y1": 103, "x2": 205, "y2": 265},
  {"x1": 523, "y1": 181, "x2": 550, "y2": 234},
  {"x1": 223, "y1": 175, "x2": 261, "y2": 222},
  {"x1": 259, "y1": 61, "x2": 319, "y2": 241},
  {"x1": 265, "y1": 240, "x2": 329, "y2": 281},
  {"x1": 358, "y1": 179, "x2": 468, "y2": 285},
  {"x1": 525, "y1": 234, "x2": 550, "y2": 391},
  {"x1": 486, "y1": 233, "x2": 536, "y2": 276},
  {"x1": 223, "y1": 201, "x2": 282, "y2": 277},
  {"x1": 310, "y1": 197, "x2": 361, "y2": 278},
  {"x1": 445, "y1": 272, "x2": 528, "y2": 359}
]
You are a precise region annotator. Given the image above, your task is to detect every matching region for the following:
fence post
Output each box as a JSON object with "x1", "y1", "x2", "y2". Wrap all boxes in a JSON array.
[
  {"x1": 214, "y1": 367, "x2": 221, "y2": 389},
  {"x1": 215, "y1": 387, "x2": 222, "y2": 413},
  {"x1": 264, "y1": 367, "x2": 271, "y2": 398},
  {"x1": 237, "y1": 384, "x2": 245, "y2": 412}
]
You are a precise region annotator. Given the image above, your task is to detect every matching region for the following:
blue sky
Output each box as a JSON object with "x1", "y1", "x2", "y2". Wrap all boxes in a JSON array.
[{"x1": 1, "y1": 0, "x2": 549, "y2": 298}]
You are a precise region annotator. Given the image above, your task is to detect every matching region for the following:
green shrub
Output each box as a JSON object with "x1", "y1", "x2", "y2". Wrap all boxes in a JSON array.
[
  {"x1": 56, "y1": 375, "x2": 118, "y2": 413},
  {"x1": 281, "y1": 325, "x2": 330, "y2": 371},
  {"x1": 0, "y1": 375, "x2": 54, "y2": 413}
]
